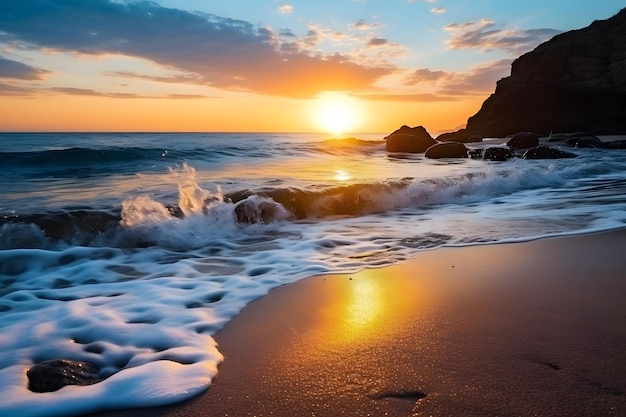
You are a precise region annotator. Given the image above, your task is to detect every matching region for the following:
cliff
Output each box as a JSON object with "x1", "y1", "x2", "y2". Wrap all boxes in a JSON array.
[{"x1": 466, "y1": 8, "x2": 626, "y2": 137}]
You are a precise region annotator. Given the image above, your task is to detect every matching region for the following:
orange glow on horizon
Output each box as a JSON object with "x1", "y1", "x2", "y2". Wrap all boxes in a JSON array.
[{"x1": 0, "y1": 91, "x2": 483, "y2": 134}]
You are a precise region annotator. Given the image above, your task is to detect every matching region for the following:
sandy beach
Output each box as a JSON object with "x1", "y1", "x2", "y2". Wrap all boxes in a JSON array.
[{"x1": 85, "y1": 229, "x2": 626, "y2": 417}]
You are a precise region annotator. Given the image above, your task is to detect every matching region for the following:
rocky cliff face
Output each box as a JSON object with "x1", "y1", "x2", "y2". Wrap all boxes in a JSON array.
[{"x1": 466, "y1": 8, "x2": 626, "y2": 137}]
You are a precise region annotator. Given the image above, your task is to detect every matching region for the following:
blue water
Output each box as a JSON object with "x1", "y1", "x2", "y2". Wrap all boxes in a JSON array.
[{"x1": 1, "y1": 132, "x2": 626, "y2": 416}]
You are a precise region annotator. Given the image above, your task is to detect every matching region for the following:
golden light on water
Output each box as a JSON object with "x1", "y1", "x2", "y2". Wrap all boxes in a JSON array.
[{"x1": 312, "y1": 92, "x2": 362, "y2": 135}]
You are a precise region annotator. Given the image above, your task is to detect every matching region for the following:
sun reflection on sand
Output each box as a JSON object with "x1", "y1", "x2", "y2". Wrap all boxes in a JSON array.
[
  {"x1": 333, "y1": 269, "x2": 426, "y2": 345},
  {"x1": 344, "y1": 276, "x2": 382, "y2": 331}
]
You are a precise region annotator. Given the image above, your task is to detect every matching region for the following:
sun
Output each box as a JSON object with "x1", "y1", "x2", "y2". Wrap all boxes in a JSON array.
[{"x1": 312, "y1": 92, "x2": 362, "y2": 136}]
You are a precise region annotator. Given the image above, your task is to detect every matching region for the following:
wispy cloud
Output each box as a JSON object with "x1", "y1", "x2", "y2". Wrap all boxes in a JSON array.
[
  {"x1": 0, "y1": 82, "x2": 34, "y2": 96},
  {"x1": 431, "y1": 7, "x2": 446, "y2": 14},
  {"x1": 444, "y1": 19, "x2": 561, "y2": 55},
  {"x1": 437, "y1": 59, "x2": 513, "y2": 95},
  {"x1": 350, "y1": 19, "x2": 384, "y2": 31},
  {"x1": 0, "y1": 56, "x2": 50, "y2": 80},
  {"x1": 404, "y1": 59, "x2": 513, "y2": 96},
  {"x1": 354, "y1": 92, "x2": 456, "y2": 102},
  {"x1": 277, "y1": 4, "x2": 293, "y2": 15},
  {"x1": 49, "y1": 87, "x2": 208, "y2": 99},
  {"x1": 367, "y1": 38, "x2": 388, "y2": 47},
  {"x1": 0, "y1": 0, "x2": 391, "y2": 98},
  {"x1": 105, "y1": 71, "x2": 201, "y2": 85},
  {"x1": 404, "y1": 68, "x2": 449, "y2": 84}
]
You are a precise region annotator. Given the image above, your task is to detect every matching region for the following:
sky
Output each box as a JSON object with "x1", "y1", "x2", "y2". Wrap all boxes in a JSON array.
[{"x1": 0, "y1": 0, "x2": 624, "y2": 133}]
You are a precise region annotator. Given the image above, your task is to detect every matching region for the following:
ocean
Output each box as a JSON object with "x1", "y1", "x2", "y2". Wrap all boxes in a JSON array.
[{"x1": 1, "y1": 132, "x2": 626, "y2": 416}]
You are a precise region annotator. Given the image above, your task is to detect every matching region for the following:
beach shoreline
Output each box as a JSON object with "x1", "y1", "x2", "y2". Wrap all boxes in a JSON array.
[{"x1": 83, "y1": 228, "x2": 626, "y2": 417}]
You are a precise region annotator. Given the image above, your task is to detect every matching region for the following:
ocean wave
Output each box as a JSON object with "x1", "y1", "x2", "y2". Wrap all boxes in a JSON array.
[
  {"x1": 3, "y1": 154, "x2": 626, "y2": 251},
  {"x1": 0, "y1": 157, "x2": 494, "y2": 250},
  {"x1": 0, "y1": 147, "x2": 167, "y2": 167},
  {"x1": 308, "y1": 138, "x2": 386, "y2": 155},
  {"x1": 0, "y1": 145, "x2": 279, "y2": 177}
]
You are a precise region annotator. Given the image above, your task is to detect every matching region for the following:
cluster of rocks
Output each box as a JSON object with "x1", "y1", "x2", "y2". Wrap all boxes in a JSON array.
[
  {"x1": 388, "y1": 9, "x2": 626, "y2": 159},
  {"x1": 384, "y1": 125, "x2": 626, "y2": 161}
]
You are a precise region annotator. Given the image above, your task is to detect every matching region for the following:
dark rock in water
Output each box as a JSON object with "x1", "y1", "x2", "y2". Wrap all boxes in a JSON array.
[
  {"x1": 483, "y1": 147, "x2": 515, "y2": 161},
  {"x1": 424, "y1": 142, "x2": 468, "y2": 159},
  {"x1": 547, "y1": 133, "x2": 570, "y2": 142},
  {"x1": 27, "y1": 359, "x2": 103, "y2": 393},
  {"x1": 384, "y1": 125, "x2": 430, "y2": 139},
  {"x1": 435, "y1": 129, "x2": 482, "y2": 143},
  {"x1": 548, "y1": 131, "x2": 594, "y2": 142},
  {"x1": 601, "y1": 140, "x2": 626, "y2": 149},
  {"x1": 6, "y1": 210, "x2": 119, "y2": 244},
  {"x1": 523, "y1": 146, "x2": 577, "y2": 159},
  {"x1": 466, "y1": 8, "x2": 626, "y2": 137},
  {"x1": 468, "y1": 148, "x2": 484, "y2": 159},
  {"x1": 564, "y1": 135, "x2": 604, "y2": 148},
  {"x1": 507, "y1": 132, "x2": 540, "y2": 150},
  {"x1": 234, "y1": 200, "x2": 285, "y2": 224},
  {"x1": 385, "y1": 126, "x2": 436, "y2": 153}
]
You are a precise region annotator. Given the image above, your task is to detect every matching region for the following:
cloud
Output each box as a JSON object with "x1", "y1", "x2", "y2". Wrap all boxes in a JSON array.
[
  {"x1": 403, "y1": 59, "x2": 513, "y2": 96},
  {"x1": 431, "y1": 7, "x2": 446, "y2": 14},
  {"x1": 354, "y1": 93, "x2": 456, "y2": 102},
  {"x1": 444, "y1": 19, "x2": 561, "y2": 54},
  {"x1": 405, "y1": 68, "x2": 449, "y2": 84},
  {"x1": 367, "y1": 38, "x2": 388, "y2": 47},
  {"x1": 0, "y1": 56, "x2": 49, "y2": 80},
  {"x1": 277, "y1": 4, "x2": 293, "y2": 14},
  {"x1": 105, "y1": 71, "x2": 200, "y2": 85},
  {"x1": 50, "y1": 87, "x2": 143, "y2": 98},
  {"x1": 49, "y1": 87, "x2": 208, "y2": 99},
  {"x1": 350, "y1": 19, "x2": 384, "y2": 31},
  {"x1": 0, "y1": 0, "x2": 391, "y2": 98},
  {"x1": 0, "y1": 82, "x2": 33, "y2": 96},
  {"x1": 436, "y1": 59, "x2": 512, "y2": 95},
  {"x1": 279, "y1": 29, "x2": 297, "y2": 37}
]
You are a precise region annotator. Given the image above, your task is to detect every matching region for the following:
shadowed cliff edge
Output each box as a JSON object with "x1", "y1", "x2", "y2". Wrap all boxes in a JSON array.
[{"x1": 465, "y1": 7, "x2": 626, "y2": 137}]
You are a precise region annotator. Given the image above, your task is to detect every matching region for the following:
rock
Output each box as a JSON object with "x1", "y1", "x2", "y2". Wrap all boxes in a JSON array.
[
  {"x1": 234, "y1": 199, "x2": 286, "y2": 224},
  {"x1": 547, "y1": 133, "x2": 570, "y2": 142},
  {"x1": 601, "y1": 139, "x2": 626, "y2": 149},
  {"x1": 547, "y1": 131, "x2": 592, "y2": 142},
  {"x1": 424, "y1": 142, "x2": 468, "y2": 159},
  {"x1": 385, "y1": 126, "x2": 436, "y2": 153},
  {"x1": 435, "y1": 129, "x2": 482, "y2": 143},
  {"x1": 27, "y1": 359, "x2": 103, "y2": 393},
  {"x1": 384, "y1": 125, "x2": 430, "y2": 139},
  {"x1": 523, "y1": 146, "x2": 577, "y2": 159},
  {"x1": 466, "y1": 8, "x2": 626, "y2": 137},
  {"x1": 468, "y1": 149, "x2": 484, "y2": 159},
  {"x1": 507, "y1": 132, "x2": 540, "y2": 150},
  {"x1": 547, "y1": 132, "x2": 606, "y2": 148},
  {"x1": 564, "y1": 135, "x2": 604, "y2": 148},
  {"x1": 483, "y1": 147, "x2": 514, "y2": 161}
]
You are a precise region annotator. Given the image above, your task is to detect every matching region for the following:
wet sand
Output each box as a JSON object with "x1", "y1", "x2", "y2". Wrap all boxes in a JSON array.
[{"x1": 88, "y1": 229, "x2": 626, "y2": 416}]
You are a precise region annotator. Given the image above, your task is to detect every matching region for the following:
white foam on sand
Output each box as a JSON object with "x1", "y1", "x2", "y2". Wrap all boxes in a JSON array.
[{"x1": 0, "y1": 247, "x2": 227, "y2": 416}]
